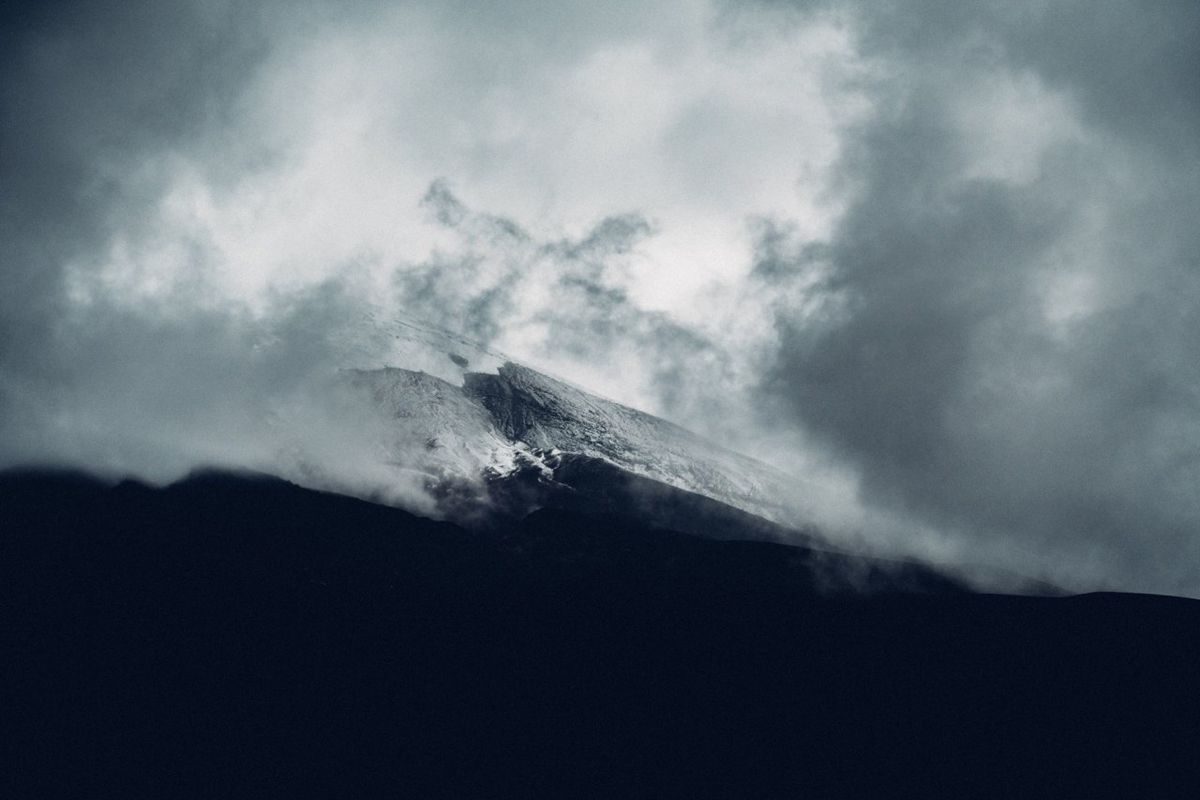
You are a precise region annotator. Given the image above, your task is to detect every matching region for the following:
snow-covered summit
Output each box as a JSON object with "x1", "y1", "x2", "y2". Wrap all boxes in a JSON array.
[
  {"x1": 338, "y1": 315, "x2": 804, "y2": 529},
  {"x1": 463, "y1": 363, "x2": 798, "y2": 522}
]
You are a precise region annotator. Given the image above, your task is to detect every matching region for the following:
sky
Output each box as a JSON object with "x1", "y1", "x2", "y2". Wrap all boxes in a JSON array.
[{"x1": 2, "y1": 0, "x2": 1199, "y2": 595}]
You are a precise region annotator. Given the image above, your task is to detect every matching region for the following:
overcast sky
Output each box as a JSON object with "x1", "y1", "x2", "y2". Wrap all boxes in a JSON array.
[{"x1": 3, "y1": 1, "x2": 1198, "y2": 594}]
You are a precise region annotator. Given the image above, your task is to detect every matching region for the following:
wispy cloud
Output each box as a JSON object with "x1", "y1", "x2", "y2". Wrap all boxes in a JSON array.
[{"x1": 2, "y1": 0, "x2": 1198, "y2": 593}]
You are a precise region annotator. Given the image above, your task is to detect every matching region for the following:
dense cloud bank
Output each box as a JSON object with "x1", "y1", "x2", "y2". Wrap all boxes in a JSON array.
[
  {"x1": 752, "y1": 0, "x2": 1200, "y2": 593},
  {"x1": 2, "y1": 1, "x2": 1198, "y2": 593}
]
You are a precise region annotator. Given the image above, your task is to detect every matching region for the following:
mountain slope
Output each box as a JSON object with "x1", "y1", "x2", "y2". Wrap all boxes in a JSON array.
[
  {"x1": 3, "y1": 470, "x2": 1198, "y2": 798},
  {"x1": 464, "y1": 362, "x2": 800, "y2": 523},
  {"x1": 334, "y1": 313, "x2": 809, "y2": 530},
  {"x1": 343, "y1": 358, "x2": 808, "y2": 530}
]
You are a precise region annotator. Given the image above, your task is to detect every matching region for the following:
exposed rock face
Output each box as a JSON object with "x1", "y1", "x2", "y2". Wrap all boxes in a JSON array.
[
  {"x1": 324, "y1": 311, "x2": 817, "y2": 539},
  {"x1": 462, "y1": 363, "x2": 801, "y2": 525},
  {"x1": 321, "y1": 335, "x2": 1046, "y2": 590},
  {"x1": 462, "y1": 369, "x2": 547, "y2": 444},
  {"x1": 341, "y1": 357, "x2": 807, "y2": 541}
]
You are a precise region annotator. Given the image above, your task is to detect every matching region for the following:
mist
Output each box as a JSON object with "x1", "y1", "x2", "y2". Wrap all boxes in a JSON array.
[{"x1": 3, "y1": 0, "x2": 1199, "y2": 595}]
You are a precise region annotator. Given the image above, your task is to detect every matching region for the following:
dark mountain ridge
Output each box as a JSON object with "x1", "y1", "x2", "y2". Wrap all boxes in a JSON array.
[{"x1": 4, "y1": 469, "x2": 1199, "y2": 798}]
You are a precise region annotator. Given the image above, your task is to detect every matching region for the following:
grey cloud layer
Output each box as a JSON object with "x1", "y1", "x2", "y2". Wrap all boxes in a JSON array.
[
  {"x1": 402, "y1": 181, "x2": 734, "y2": 427},
  {"x1": 0, "y1": 1, "x2": 435, "y2": 506},
  {"x1": 1, "y1": 0, "x2": 270, "y2": 399},
  {"x1": 754, "y1": 0, "x2": 1200, "y2": 592},
  {"x1": 2, "y1": 1, "x2": 1198, "y2": 594}
]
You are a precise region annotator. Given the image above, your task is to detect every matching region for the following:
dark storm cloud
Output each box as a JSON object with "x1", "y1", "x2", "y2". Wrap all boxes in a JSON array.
[
  {"x1": 748, "y1": 217, "x2": 830, "y2": 281},
  {"x1": 0, "y1": 0, "x2": 271, "y2": 400},
  {"x1": 5, "y1": 0, "x2": 1198, "y2": 594},
  {"x1": 2, "y1": 1, "x2": 721, "y2": 499},
  {"x1": 752, "y1": 0, "x2": 1200, "y2": 592},
  {"x1": 0, "y1": 1, "x2": 440, "y2": 508}
]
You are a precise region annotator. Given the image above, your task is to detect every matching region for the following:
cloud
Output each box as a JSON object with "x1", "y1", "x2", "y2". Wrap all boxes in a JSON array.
[
  {"x1": 750, "y1": 0, "x2": 1200, "y2": 593},
  {"x1": 394, "y1": 181, "x2": 740, "y2": 430},
  {"x1": 3, "y1": 0, "x2": 1198, "y2": 594}
]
